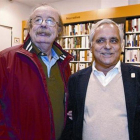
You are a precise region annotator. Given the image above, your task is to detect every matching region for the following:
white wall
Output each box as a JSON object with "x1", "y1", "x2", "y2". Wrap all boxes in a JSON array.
[
  {"x1": 49, "y1": 0, "x2": 101, "y2": 14},
  {"x1": 0, "y1": 0, "x2": 31, "y2": 48},
  {"x1": 49, "y1": 0, "x2": 140, "y2": 15},
  {"x1": 129, "y1": 0, "x2": 140, "y2": 5},
  {"x1": 101, "y1": 0, "x2": 128, "y2": 9}
]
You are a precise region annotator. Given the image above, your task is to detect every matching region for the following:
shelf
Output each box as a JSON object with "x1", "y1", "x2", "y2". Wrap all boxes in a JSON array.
[
  {"x1": 70, "y1": 61, "x2": 91, "y2": 63},
  {"x1": 125, "y1": 62, "x2": 140, "y2": 64},
  {"x1": 62, "y1": 4, "x2": 140, "y2": 24},
  {"x1": 61, "y1": 34, "x2": 89, "y2": 38},
  {"x1": 63, "y1": 48, "x2": 90, "y2": 50},
  {"x1": 125, "y1": 47, "x2": 140, "y2": 49},
  {"x1": 126, "y1": 31, "x2": 140, "y2": 34}
]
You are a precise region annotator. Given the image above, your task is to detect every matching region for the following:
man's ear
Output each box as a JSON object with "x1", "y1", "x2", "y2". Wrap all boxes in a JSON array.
[
  {"x1": 121, "y1": 39, "x2": 124, "y2": 50},
  {"x1": 89, "y1": 42, "x2": 93, "y2": 52},
  {"x1": 58, "y1": 26, "x2": 62, "y2": 34}
]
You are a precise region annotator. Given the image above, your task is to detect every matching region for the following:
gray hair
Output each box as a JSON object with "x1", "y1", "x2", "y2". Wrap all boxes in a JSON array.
[
  {"x1": 89, "y1": 19, "x2": 124, "y2": 49},
  {"x1": 26, "y1": 4, "x2": 63, "y2": 38}
]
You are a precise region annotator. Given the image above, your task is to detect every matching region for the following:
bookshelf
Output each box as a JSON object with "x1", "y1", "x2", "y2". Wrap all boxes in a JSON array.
[
  {"x1": 22, "y1": 4, "x2": 140, "y2": 72},
  {"x1": 57, "y1": 23, "x2": 94, "y2": 73},
  {"x1": 125, "y1": 18, "x2": 140, "y2": 65}
]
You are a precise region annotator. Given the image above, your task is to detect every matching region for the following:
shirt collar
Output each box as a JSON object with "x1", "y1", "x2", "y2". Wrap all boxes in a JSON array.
[
  {"x1": 51, "y1": 48, "x2": 59, "y2": 60},
  {"x1": 23, "y1": 34, "x2": 67, "y2": 61},
  {"x1": 33, "y1": 43, "x2": 59, "y2": 60},
  {"x1": 92, "y1": 60, "x2": 121, "y2": 73}
]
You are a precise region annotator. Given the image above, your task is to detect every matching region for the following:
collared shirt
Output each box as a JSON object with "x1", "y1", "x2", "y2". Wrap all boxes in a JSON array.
[
  {"x1": 30, "y1": 42, "x2": 61, "y2": 78},
  {"x1": 92, "y1": 61, "x2": 121, "y2": 86},
  {"x1": 41, "y1": 49, "x2": 59, "y2": 78}
]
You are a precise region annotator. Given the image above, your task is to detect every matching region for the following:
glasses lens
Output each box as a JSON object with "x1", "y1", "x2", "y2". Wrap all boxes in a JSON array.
[
  {"x1": 34, "y1": 17, "x2": 42, "y2": 25},
  {"x1": 32, "y1": 17, "x2": 57, "y2": 26},
  {"x1": 46, "y1": 18, "x2": 55, "y2": 26}
]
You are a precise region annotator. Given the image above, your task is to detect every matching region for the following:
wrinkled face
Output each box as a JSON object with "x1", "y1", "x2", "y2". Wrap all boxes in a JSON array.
[
  {"x1": 29, "y1": 6, "x2": 59, "y2": 48},
  {"x1": 91, "y1": 23, "x2": 121, "y2": 70}
]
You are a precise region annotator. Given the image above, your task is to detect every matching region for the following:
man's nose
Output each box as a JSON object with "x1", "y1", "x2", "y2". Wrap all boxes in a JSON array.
[
  {"x1": 105, "y1": 40, "x2": 111, "y2": 49},
  {"x1": 41, "y1": 20, "x2": 48, "y2": 27}
]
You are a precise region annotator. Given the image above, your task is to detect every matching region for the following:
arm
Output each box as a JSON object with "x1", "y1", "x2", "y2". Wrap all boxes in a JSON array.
[{"x1": 0, "y1": 54, "x2": 10, "y2": 139}]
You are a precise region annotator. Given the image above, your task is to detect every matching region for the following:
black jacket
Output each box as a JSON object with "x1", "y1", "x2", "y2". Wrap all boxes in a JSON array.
[{"x1": 61, "y1": 63, "x2": 140, "y2": 140}]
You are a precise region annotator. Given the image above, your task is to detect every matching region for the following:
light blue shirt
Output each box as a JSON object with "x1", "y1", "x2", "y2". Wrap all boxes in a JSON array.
[
  {"x1": 92, "y1": 61, "x2": 121, "y2": 86},
  {"x1": 41, "y1": 48, "x2": 59, "y2": 78}
]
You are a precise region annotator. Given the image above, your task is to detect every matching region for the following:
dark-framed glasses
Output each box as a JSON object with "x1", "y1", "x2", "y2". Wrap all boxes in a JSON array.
[{"x1": 32, "y1": 17, "x2": 59, "y2": 27}]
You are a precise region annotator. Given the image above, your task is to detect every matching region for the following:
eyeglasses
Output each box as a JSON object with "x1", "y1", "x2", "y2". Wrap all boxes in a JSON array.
[{"x1": 32, "y1": 17, "x2": 59, "y2": 27}]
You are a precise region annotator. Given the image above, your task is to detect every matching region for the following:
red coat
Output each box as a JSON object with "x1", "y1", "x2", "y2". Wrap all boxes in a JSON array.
[{"x1": 0, "y1": 39, "x2": 73, "y2": 140}]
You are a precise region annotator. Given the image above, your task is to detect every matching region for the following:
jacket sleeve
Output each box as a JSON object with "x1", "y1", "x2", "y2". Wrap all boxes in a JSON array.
[
  {"x1": 0, "y1": 54, "x2": 10, "y2": 139},
  {"x1": 60, "y1": 74, "x2": 77, "y2": 140}
]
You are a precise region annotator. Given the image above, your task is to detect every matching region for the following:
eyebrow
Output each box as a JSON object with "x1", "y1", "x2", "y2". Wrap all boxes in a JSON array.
[
  {"x1": 97, "y1": 36, "x2": 119, "y2": 39},
  {"x1": 110, "y1": 37, "x2": 119, "y2": 40},
  {"x1": 34, "y1": 15, "x2": 55, "y2": 20},
  {"x1": 96, "y1": 37, "x2": 106, "y2": 40}
]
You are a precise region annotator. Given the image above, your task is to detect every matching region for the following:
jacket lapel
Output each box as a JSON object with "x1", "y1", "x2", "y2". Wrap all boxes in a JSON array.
[
  {"x1": 76, "y1": 67, "x2": 92, "y2": 107},
  {"x1": 121, "y1": 63, "x2": 137, "y2": 139}
]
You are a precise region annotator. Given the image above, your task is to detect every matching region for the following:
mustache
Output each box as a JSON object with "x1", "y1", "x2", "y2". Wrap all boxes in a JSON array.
[{"x1": 36, "y1": 28, "x2": 51, "y2": 36}]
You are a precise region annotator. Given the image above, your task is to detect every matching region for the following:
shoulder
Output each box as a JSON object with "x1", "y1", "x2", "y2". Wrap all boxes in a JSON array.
[
  {"x1": 121, "y1": 63, "x2": 140, "y2": 80},
  {"x1": 0, "y1": 44, "x2": 23, "y2": 58},
  {"x1": 121, "y1": 62, "x2": 140, "y2": 72}
]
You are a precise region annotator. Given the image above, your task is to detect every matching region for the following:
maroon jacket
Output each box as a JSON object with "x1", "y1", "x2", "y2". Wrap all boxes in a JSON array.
[{"x1": 0, "y1": 37, "x2": 73, "y2": 140}]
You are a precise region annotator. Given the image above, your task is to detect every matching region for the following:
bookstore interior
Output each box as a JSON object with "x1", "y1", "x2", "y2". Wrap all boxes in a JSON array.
[{"x1": 18, "y1": 4, "x2": 140, "y2": 73}]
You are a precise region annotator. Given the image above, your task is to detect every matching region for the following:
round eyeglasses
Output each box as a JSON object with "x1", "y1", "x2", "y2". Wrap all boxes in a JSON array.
[{"x1": 32, "y1": 17, "x2": 59, "y2": 27}]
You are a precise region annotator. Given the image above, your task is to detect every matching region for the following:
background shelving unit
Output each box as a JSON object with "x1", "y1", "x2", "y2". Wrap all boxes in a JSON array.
[
  {"x1": 57, "y1": 22, "x2": 94, "y2": 73},
  {"x1": 125, "y1": 18, "x2": 140, "y2": 64}
]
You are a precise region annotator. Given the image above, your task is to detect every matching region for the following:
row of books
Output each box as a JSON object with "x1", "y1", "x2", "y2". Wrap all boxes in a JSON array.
[
  {"x1": 57, "y1": 36, "x2": 89, "y2": 49},
  {"x1": 63, "y1": 23, "x2": 124, "y2": 36},
  {"x1": 66, "y1": 50, "x2": 93, "y2": 62},
  {"x1": 125, "y1": 49, "x2": 140, "y2": 62},
  {"x1": 70, "y1": 63, "x2": 91, "y2": 74},
  {"x1": 125, "y1": 34, "x2": 140, "y2": 47},
  {"x1": 126, "y1": 18, "x2": 140, "y2": 32},
  {"x1": 63, "y1": 23, "x2": 94, "y2": 36}
]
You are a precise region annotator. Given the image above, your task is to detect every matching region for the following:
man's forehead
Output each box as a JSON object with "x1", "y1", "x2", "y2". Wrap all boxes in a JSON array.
[
  {"x1": 35, "y1": 6, "x2": 56, "y2": 12},
  {"x1": 97, "y1": 23, "x2": 118, "y2": 31},
  {"x1": 31, "y1": 6, "x2": 58, "y2": 18}
]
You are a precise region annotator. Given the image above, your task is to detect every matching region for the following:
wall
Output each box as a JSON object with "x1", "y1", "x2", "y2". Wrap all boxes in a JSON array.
[
  {"x1": 101, "y1": 0, "x2": 128, "y2": 9},
  {"x1": 49, "y1": 0, "x2": 130, "y2": 15},
  {"x1": 49, "y1": 0, "x2": 101, "y2": 15},
  {"x1": 0, "y1": 0, "x2": 31, "y2": 48},
  {"x1": 129, "y1": 0, "x2": 140, "y2": 5}
]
